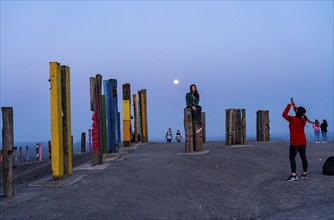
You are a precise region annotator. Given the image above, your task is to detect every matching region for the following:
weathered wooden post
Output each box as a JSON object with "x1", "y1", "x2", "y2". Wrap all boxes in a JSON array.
[
  {"x1": 81, "y1": 132, "x2": 86, "y2": 153},
  {"x1": 123, "y1": 83, "x2": 131, "y2": 147},
  {"x1": 257, "y1": 110, "x2": 270, "y2": 141},
  {"x1": 138, "y1": 90, "x2": 142, "y2": 142},
  {"x1": 25, "y1": 145, "x2": 29, "y2": 162},
  {"x1": 201, "y1": 112, "x2": 206, "y2": 144},
  {"x1": 19, "y1": 146, "x2": 23, "y2": 163},
  {"x1": 133, "y1": 94, "x2": 139, "y2": 143},
  {"x1": 48, "y1": 141, "x2": 51, "y2": 159},
  {"x1": 2, "y1": 107, "x2": 15, "y2": 197},
  {"x1": 101, "y1": 94, "x2": 108, "y2": 153},
  {"x1": 13, "y1": 147, "x2": 18, "y2": 167},
  {"x1": 90, "y1": 75, "x2": 103, "y2": 165},
  {"x1": 39, "y1": 143, "x2": 43, "y2": 161},
  {"x1": 49, "y1": 62, "x2": 64, "y2": 178},
  {"x1": 111, "y1": 79, "x2": 119, "y2": 151},
  {"x1": 225, "y1": 108, "x2": 246, "y2": 145},
  {"x1": 139, "y1": 89, "x2": 148, "y2": 143},
  {"x1": 61, "y1": 65, "x2": 72, "y2": 175},
  {"x1": 184, "y1": 108, "x2": 194, "y2": 152},
  {"x1": 87, "y1": 129, "x2": 92, "y2": 152},
  {"x1": 242, "y1": 109, "x2": 246, "y2": 145},
  {"x1": 104, "y1": 79, "x2": 119, "y2": 153},
  {"x1": 35, "y1": 143, "x2": 40, "y2": 161},
  {"x1": 117, "y1": 112, "x2": 121, "y2": 144},
  {"x1": 193, "y1": 119, "x2": 203, "y2": 151}
]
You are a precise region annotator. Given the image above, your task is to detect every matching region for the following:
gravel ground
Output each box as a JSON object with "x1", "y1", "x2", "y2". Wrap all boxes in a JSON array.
[{"x1": 0, "y1": 141, "x2": 333, "y2": 220}]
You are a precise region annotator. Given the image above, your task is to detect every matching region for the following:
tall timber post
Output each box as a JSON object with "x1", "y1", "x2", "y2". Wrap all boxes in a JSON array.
[
  {"x1": 133, "y1": 94, "x2": 138, "y2": 143},
  {"x1": 225, "y1": 108, "x2": 246, "y2": 145},
  {"x1": 122, "y1": 83, "x2": 131, "y2": 147},
  {"x1": 1, "y1": 107, "x2": 15, "y2": 197},
  {"x1": 139, "y1": 89, "x2": 148, "y2": 143},
  {"x1": 49, "y1": 62, "x2": 64, "y2": 179},
  {"x1": 60, "y1": 65, "x2": 72, "y2": 176},
  {"x1": 256, "y1": 110, "x2": 270, "y2": 141}
]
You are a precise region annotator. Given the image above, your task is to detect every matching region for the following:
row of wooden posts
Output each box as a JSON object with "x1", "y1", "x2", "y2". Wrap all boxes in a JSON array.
[{"x1": 183, "y1": 108, "x2": 270, "y2": 153}]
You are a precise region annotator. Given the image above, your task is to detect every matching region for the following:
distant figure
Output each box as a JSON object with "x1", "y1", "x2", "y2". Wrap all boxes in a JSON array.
[
  {"x1": 176, "y1": 130, "x2": 182, "y2": 142},
  {"x1": 312, "y1": 119, "x2": 321, "y2": 143},
  {"x1": 321, "y1": 119, "x2": 328, "y2": 143},
  {"x1": 186, "y1": 84, "x2": 202, "y2": 124},
  {"x1": 165, "y1": 128, "x2": 173, "y2": 143},
  {"x1": 282, "y1": 98, "x2": 313, "y2": 181}
]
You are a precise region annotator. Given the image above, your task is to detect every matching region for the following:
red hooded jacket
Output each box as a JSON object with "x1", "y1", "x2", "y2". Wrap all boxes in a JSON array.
[{"x1": 282, "y1": 104, "x2": 307, "y2": 146}]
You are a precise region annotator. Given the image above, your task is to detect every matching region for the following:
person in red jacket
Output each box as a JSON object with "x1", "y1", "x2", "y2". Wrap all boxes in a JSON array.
[{"x1": 282, "y1": 99, "x2": 312, "y2": 181}]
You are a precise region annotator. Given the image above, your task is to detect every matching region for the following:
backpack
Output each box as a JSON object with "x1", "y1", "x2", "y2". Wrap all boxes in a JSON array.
[{"x1": 322, "y1": 156, "x2": 334, "y2": 175}]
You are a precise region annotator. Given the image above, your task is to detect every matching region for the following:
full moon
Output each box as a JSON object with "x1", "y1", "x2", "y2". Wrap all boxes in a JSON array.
[{"x1": 173, "y1": 79, "x2": 179, "y2": 85}]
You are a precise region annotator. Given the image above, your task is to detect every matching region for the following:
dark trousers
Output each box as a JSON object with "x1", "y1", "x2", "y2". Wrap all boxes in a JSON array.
[
  {"x1": 289, "y1": 145, "x2": 308, "y2": 173},
  {"x1": 188, "y1": 106, "x2": 202, "y2": 123}
]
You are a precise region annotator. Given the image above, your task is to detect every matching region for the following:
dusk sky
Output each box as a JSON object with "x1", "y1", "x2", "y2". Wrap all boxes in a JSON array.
[{"x1": 1, "y1": 1, "x2": 333, "y2": 143}]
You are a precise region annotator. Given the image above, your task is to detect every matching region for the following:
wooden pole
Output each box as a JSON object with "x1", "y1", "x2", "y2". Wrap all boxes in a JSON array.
[
  {"x1": 193, "y1": 119, "x2": 203, "y2": 151},
  {"x1": 81, "y1": 132, "x2": 86, "y2": 153},
  {"x1": 138, "y1": 90, "x2": 142, "y2": 142},
  {"x1": 61, "y1": 65, "x2": 72, "y2": 175},
  {"x1": 49, "y1": 62, "x2": 64, "y2": 179},
  {"x1": 102, "y1": 94, "x2": 108, "y2": 153},
  {"x1": 2, "y1": 107, "x2": 15, "y2": 197},
  {"x1": 184, "y1": 108, "x2": 193, "y2": 152},
  {"x1": 133, "y1": 94, "x2": 138, "y2": 143},
  {"x1": 117, "y1": 112, "x2": 121, "y2": 144},
  {"x1": 256, "y1": 110, "x2": 270, "y2": 141},
  {"x1": 92, "y1": 74, "x2": 103, "y2": 165},
  {"x1": 242, "y1": 109, "x2": 246, "y2": 145},
  {"x1": 140, "y1": 89, "x2": 148, "y2": 143},
  {"x1": 25, "y1": 145, "x2": 29, "y2": 162},
  {"x1": 19, "y1": 146, "x2": 23, "y2": 163},
  {"x1": 201, "y1": 112, "x2": 206, "y2": 143},
  {"x1": 122, "y1": 83, "x2": 131, "y2": 147},
  {"x1": 110, "y1": 79, "x2": 119, "y2": 152}
]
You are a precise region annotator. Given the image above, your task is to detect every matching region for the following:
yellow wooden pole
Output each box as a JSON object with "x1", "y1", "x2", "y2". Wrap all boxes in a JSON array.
[
  {"x1": 122, "y1": 83, "x2": 131, "y2": 147},
  {"x1": 61, "y1": 65, "x2": 72, "y2": 175},
  {"x1": 49, "y1": 62, "x2": 64, "y2": 179}
]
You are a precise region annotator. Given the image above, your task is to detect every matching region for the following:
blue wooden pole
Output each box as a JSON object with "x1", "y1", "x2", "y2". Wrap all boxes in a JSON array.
[{"x1": 110, "y1": 79, "x2": 119, "y2": 152}]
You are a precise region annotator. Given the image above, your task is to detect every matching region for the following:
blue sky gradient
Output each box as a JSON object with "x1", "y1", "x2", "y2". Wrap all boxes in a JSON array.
[{"x1": 1, "y1": 1, "x2": 333, "y2": 142}]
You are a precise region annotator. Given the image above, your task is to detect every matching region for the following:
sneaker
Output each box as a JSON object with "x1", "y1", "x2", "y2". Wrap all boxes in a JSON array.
[
  {"x1": 301, "y1": 173, "x2": 309, "y2": 179},
  {"x1": 287, "y1": 175, "x2": 298, "y2": 181}
]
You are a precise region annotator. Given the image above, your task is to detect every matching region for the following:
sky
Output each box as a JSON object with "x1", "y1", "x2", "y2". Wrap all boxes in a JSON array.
[{"x1": 0, "y1": 1, "x2": 333, "y2": 143}]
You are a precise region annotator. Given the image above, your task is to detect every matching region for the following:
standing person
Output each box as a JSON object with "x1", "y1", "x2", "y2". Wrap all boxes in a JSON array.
[
  {"x1": 165, "y1": 128, "x2": 172, "y2": 143},
  {"x1": 186, "y1": 84, "x2": 202, "y2": 124},
  {"x1": 321, "y1": 119, "x2": 328, "y2": 143},
  {"x1": 312, "y1": 119, "x2": 321, "y2": 143},
  {"x1": 282, "y1": 99, "x2": 312, "y2": 181},
  {"x1": 176, "y1": 129, "x2": 182, "y2": 142}
]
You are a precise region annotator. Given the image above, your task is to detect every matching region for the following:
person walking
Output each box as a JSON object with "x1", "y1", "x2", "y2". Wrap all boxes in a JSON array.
[
  {"x1": 186, "y1": 84, "x2": 202, "y2": 124},
  {"x1": 165, "y1": 128, "x2": 173, "y2": 143},
  {"x1": 312, "y1": 119, "x2": 321, "y2": 143},
  {"x1": 321, "y1": 119, "x2": 328, "y2": 143},
  {"x1": 282, "y1": 99, "x2": 313, "y2": 181}
]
